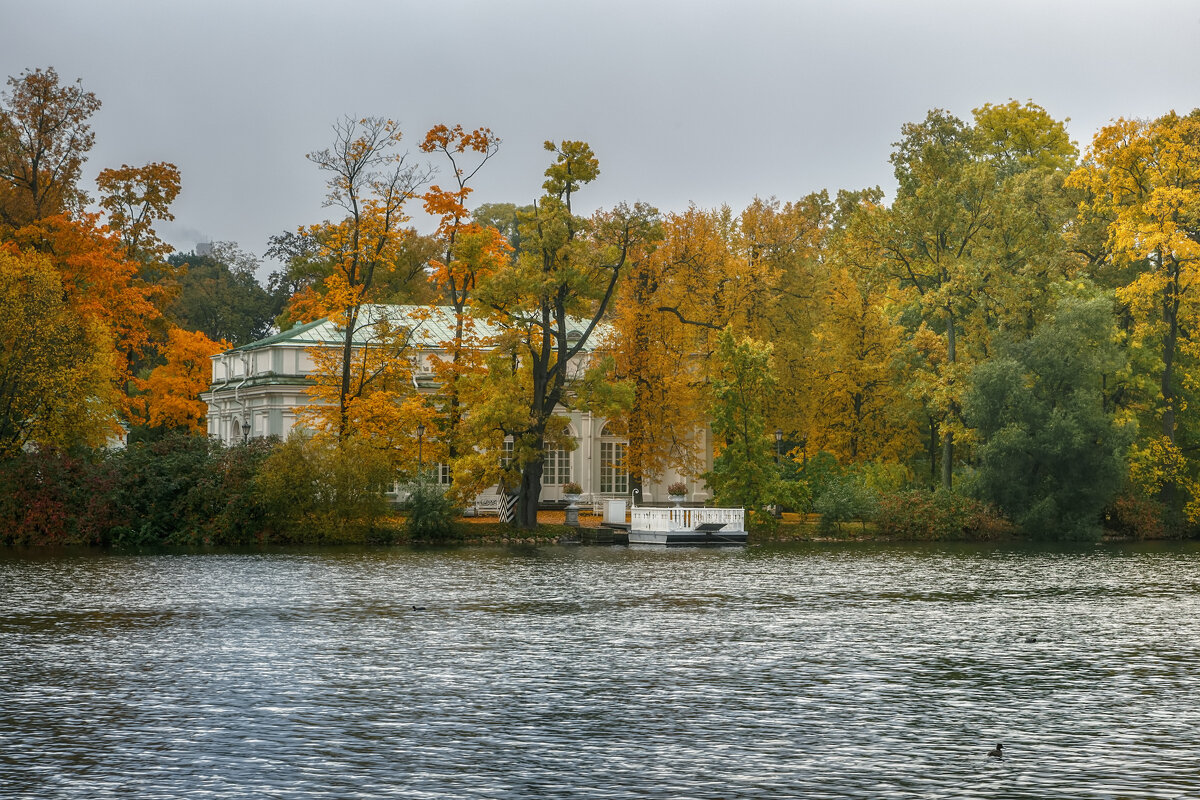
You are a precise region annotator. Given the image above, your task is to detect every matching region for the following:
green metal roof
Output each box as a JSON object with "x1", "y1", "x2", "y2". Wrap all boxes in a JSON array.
[{"x1": 227, "y1": 305, "x2": 606, "y2": 354}]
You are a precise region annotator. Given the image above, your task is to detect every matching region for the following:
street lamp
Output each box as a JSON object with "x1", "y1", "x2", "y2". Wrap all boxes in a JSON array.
[
  {"x1": 241, "y1": 418, "x2": 251, "y2": 442},
  {"x1": 416, "y1": 422, "x2": 426, "y2": 480}
]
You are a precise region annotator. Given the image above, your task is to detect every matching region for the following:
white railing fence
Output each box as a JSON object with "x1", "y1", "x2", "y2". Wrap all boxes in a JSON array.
[{"x1": 630, "y1": 506, "x2": 745, "y2": 532}]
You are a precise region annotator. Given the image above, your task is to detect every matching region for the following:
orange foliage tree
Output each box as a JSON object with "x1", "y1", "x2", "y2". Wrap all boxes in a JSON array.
[
  {"x1": 9, "y1": 214, "x2": 160, "y2": 421},
  {"x1": 419, "y1": 123, "x2": 505, "y2": 468},
  {"x1": 137, "y1": 327, "x2": 227, "y2": 433},
  {"x1": 0, "y1": 67, "x2": 101, "y2": 227}
]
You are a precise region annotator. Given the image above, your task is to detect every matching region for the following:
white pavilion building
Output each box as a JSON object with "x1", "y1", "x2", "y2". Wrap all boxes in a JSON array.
[{"x1": 201, "y1": 305, "x2": 710, "y2": 509}]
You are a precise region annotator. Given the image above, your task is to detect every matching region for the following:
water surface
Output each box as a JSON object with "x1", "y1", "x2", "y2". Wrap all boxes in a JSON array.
[{"x1": 3, "y1": 542, "x2": 1199, "y2": 798}]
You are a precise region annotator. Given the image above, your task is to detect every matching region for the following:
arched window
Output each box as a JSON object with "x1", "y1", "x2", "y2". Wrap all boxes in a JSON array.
[{"x1": 599, "y1": 421, "x2": 629, "y2": 494}]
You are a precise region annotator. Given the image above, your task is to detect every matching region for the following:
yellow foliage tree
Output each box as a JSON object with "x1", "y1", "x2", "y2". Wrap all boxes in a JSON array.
[
  {"x1": 1069, "y1": 109, "x2": 1200, "y2": 508},
  {"x1": 863, "y1": 102, "x2": 1078, "y2": 487},
  {"x1": 296, "y1": 116, "x2": 433, "y2": 441},
  {"x1": 807, "y1": 244, "x2": 919, "y2": 464},
  {"x1": 0, "y1": 246, "x2": 120, "y2": 455},
  {"x1": 420, "y1": 124, "x2": 505, "y2": 469},
  {"x1": 467, "y1": 141, "x2": 660, "y2": 527},
  {"x1": 609, "y1": 207, "x2": 732, "y2": 486}
]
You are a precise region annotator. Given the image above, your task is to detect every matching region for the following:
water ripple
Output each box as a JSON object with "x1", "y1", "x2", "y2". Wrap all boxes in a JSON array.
[{"x1": 3, "y1": 543, "x2": 1200, "y2": 798}]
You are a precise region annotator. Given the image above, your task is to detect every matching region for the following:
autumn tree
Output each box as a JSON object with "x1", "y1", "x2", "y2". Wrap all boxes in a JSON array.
[
  {"x1": 609, "y1": 196, "x2": 830, "y2": 491},
  {"x1": 0, "y1": 247, "x2": 120, "y2": 455},
  {"x1": 607, "y1": 207, "x2": 725, "y2": 488},
  {"x1": 8, "y1": 214, "x2": 160, "y2": 421},
  {"x1": 96, "y1": 161, "x2": 181, "y2": 266},
  {"x1": 737, "y1": 194, "x2": 837, "y2": 463},
  {"x1": 420, "y1": 124, "x2": 505, "y2": 468},
  {"x1": 297, "y1": 116, "x2": 433, "y2": 440},
  {"x1": 0, "y1": 67, "x2": 101, "y2": 227},
  {"x1": 137, "y1": 327, "x2": 227, "y2": 434},
  {"x1": 469, "y1": 141, "x2": 660, "y2": 528},
  {"x1": 864, "y1": 101, "x2": 1078, "y2": 488},
  {"x1": 1069, "y1": 109, "x2": 1200, "y2": 512},
  {"x1": 808, "y1": 198, "x2": 920, "y2": 465}
]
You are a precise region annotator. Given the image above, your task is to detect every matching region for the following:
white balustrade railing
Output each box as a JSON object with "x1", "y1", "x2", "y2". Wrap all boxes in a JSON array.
[{"x1": 630, "y1": 506, "x2": 745, "y2": 532}]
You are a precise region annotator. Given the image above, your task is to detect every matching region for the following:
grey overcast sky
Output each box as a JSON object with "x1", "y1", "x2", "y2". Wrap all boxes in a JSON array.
[{"x1": 5, "y1": 0, "x2": 1200, "y2": 272}]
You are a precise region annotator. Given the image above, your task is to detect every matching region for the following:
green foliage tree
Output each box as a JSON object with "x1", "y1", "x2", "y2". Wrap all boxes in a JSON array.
[
  {"x1": 703, "y1": 328, "x2": 789, "y2": 527},
  {"x1": 167, "y1": 243, "x2": 275, "y2": 346},
  {"x1": 469, "y1": 141, "x2": 659, "y2": 528},
  {"x1": 963, "y1": 289, "x2": 1132, "y2": 539}
]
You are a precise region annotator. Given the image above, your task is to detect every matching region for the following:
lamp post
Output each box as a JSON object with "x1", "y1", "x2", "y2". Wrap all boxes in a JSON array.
[
  {"x1": 416, "y1": 422, "x2": 425, "y2": 481},
  {"x1": 242, "y1": 418, "x2": 251, "y2": 442}
]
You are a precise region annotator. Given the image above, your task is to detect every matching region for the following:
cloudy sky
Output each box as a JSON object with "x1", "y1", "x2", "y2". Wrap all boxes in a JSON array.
[{"x1": 6, "y1": 0, "x2": 1200, "y2": 273}]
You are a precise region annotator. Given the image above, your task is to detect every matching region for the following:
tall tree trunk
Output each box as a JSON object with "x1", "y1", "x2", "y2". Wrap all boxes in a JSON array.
[
  {"x1": 517, "y1": 456, "x2": 544, "y2": 529},
  {"x1": 941, "y1": 310, "x2": 957, "y2": 490},
  {"x1": 1159, "y1": 258, "x2": 1181, "y2": 509},
  {"x1": 337, "y1": 305, "x2": 359, "y2": 441},
  {"x1": 1161, "y1": 262, "x2": 1179, "y2": 445}
]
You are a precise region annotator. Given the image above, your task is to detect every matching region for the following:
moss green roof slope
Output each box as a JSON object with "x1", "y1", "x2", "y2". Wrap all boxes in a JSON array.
[{"x1": 227, "y1": 305, "x2": 606, "y2": 354}]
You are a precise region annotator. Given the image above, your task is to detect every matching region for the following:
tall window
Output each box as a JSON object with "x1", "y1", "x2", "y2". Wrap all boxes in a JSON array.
[
  {"x1": 599, "y1": 422, "x2": 629, "y2": 494},
  {"x1": 600, "y1": 442, "x2": 628, "y2": 493},
  {"x1": 541, "y1": 448, "x2": 571, "y2": 485},
  {"x1": 435, "y1": 463, "x2": 452, "y2": 485}
]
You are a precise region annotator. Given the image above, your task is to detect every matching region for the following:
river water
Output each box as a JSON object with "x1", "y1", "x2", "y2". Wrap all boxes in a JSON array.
[{"x1": 2, "y1": 542, "x2": 1200, "y2": 799}]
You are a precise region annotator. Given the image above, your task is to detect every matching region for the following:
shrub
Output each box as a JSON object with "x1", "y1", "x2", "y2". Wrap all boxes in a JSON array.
[
  {"x1": 666, "y1": 481, "x2": 687, "y2": 496},
  {"x1": 874, "y1": 489, "x2": 1013, "y2": 540},
  {"x1": 403, "y1": 480, "x2": 458, "y2": 540},
  {"x1": 562, "y1": 481, "x2": 582, "y2": 495},
  {"x1": 814, "y1": 477, "x2": 878, "y2": 534},
  {"x1": 105, "y1": 433, "x2": 222, "y2": 546},
  {"x1": 256, "y1": 434, "x2": 391, "y2": 542},
  {"x1": 1104, "y1": 492, "x2": 1166, "y2": 539},
  {"x1": 0, "y1": 448, "x2": 118, "y2": 545}
]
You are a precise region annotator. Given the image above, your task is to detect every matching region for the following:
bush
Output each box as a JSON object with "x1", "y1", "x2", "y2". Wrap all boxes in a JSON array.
[
  {"x1": 0, "y1": 448, "x2": 118, "y2": 545},
  {"x1": 814, "y1": 476, "x2": 878, "y2": 534},
  {"x1": 256, "y1": 434, "x2": 392, "y2": 542},
  {"x1": 403, "y1": 480, "x2": 458, "y2": 540},
  {"x1": 1104, "y1": 492, "x2": 1167, "y2": 539},
  {"x1": 874, "y1": 489, "x2": 1012, "y2": 540},
  {"x1": 105, "y1": 433, "x2": 221, "y2": 546}
]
